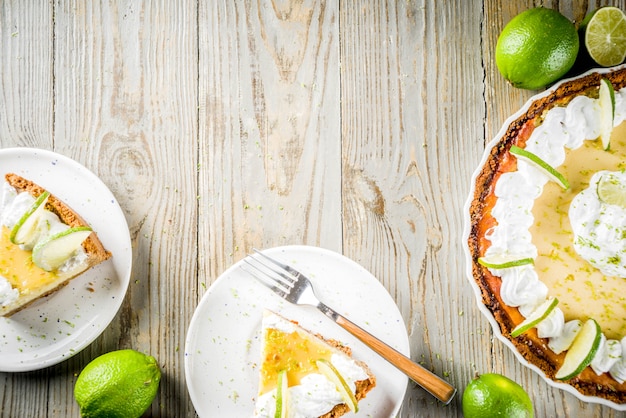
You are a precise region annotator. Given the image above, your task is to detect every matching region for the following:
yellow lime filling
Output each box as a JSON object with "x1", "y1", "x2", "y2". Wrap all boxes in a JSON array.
[
  {"x1": 259, "y1": 327, "x2": 333, "y2": 395},
  {"x1": 530, "y1": 123, "x2": 626, "y2": 339},
  {"x1": 0, "y1": 226, "x2": 58, "y2": 292}
]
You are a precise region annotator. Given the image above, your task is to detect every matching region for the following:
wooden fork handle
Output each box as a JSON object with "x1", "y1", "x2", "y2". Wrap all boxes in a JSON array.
[{"x1": 327, "y1": 309, "x2": 456, "y2": 404}]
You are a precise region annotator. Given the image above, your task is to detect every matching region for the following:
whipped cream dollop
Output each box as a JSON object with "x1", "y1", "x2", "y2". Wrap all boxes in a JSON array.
[
  {"x1": 484, "y1": 87, "x2": 626, "y2": 381},
  {"x1": 570, "y1": 170, "x2": 626, "y2": 278},
  {"x1": 591, "y1": 335, "x2": 622, "y2": 375},
  {"x1": 0, "y1": 275, "x2": 19, "y2": 307},
  {"x1": 548, "y1": 320, "x2": 582, "y2": 354},
  {"x1": 253, "y1": 313, "x2": 369, "y2": 418},
  {"x1": 610, "y1": 337, "x2": 626, "y2": 383}
]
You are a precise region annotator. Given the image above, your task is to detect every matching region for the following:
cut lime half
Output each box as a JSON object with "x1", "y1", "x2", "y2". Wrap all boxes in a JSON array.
[
  {"x1": 583, "y1": 7, "x2": 626, "y2": 67},
  {"x1": 32, "y1": 226, "x2": 92, "y2": 271},
  {"x1": 510, "y1": 145, "x2": 569, "y2": 189}
]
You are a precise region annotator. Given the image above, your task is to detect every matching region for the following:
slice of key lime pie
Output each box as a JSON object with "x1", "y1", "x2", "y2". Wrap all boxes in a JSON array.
[
  {"x1": 0, "y1": 173, "x2": 111, "y2": 316},
  {"x1": 467, "y1": 68, "x2": 626, "y2": 405},
  {"x1": 253, "y1": 311, "x2": 376, "y2": 418}
]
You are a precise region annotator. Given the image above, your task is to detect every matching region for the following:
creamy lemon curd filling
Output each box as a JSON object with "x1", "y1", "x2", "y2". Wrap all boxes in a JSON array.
[
  {"x1": 254, "y1": 313, "x2": 368, "y2": 418},
  {"x1": 0, "y1": 182, "x2": 88, "y2": 306},
  {"x1": 484, "y1": 90, "x2": 626, "y2": 383},
  {"x1": 259, "y1": 327, "x2": 333, "y2": 392}
]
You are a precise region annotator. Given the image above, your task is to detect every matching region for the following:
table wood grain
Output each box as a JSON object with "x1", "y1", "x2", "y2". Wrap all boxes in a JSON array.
[{"x1": 0, "y1": 1, "x2": 624, "y2": 416}]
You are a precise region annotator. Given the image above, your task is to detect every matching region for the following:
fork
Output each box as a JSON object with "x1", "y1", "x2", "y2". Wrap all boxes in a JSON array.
[{"x1": 242, "y1": 249, "x2": 457, "y2": 404}]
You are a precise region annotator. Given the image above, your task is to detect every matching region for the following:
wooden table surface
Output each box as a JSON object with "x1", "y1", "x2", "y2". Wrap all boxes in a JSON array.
[{"x1": 1, "y1": 1, "x2": 624, "y2": 417}]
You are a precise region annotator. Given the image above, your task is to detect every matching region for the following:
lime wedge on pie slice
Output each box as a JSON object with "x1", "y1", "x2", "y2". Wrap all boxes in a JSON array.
[
  {"x1": 555, "y1": 319, "x2": 602, "y2": 380},
  {"x1": 510, "y1": 297, "x2": 559, "y2": 338},
  {"x1": 10, "y1": 191, "x2": 50, "y2": 246},
  {"x1": 509, "y1": 145, "x2": 569, "y2": 189},
  {"x1": 275, "y1": 369, "x2": 289, "y2": 418},
  {"x1": 32, "y1": 226, "x2": 92, "y2": 271},
  {"x1": 316, "y1": 359, "x2": 359, "y2": 413}
]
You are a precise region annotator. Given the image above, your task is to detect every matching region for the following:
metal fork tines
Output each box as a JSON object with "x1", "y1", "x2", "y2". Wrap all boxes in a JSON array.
[
  {"x1": 242, "y1": 249, "x2": 457, "y2": 405},
  {"x1": 243, "y1": 250, "x2": 323, "y2": 309}
]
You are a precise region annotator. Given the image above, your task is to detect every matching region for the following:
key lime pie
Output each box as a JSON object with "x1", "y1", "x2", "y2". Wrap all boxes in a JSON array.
[
  {"x1": 0, "y1": 173, "x2": 111, "y2": 316},
  {"x1": 467, "y1": 67, "x2": 626, "y2": 405},
  {"x1": 253, "y1": 311, "x2": 376, "y2": 417}
]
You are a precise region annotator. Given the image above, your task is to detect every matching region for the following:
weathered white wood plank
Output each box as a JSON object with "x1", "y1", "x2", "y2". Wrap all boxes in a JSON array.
[
  {"x1": 0, "y1": 2, "x2": 60, "y2": 417},
  {"x1": 0, "y1": 1, "x2": 54, "y2": 149},
  {"x1": 51, "y1": 0, "x2": 199, "y2": 416},
  {"x1": 339, "y1": 1, "x2": 485, "y2": 416},
  {"x1": 197, "y1": 0, "x2": 342, "y2": 291}
]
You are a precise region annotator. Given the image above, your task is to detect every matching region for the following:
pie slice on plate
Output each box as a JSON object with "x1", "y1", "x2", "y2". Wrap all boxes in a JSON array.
[
  {"x1": 0, "y1": 173, "x2": 111, "y2": 316},
  {"x1": 253, "y1": 310, "x2": 376, "y2": 417},
  {"x1": 465, "y1": 66, "x2": 626, "y2": 408}
]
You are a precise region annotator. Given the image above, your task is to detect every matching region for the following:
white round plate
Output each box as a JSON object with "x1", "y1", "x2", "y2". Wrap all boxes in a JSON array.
[
  {"x1": 0, "y1": 147, "x2": 132, "y2": 372},
  {"x1": 462, "y1": 66, "x2": 626, "y2": 411},
  {"x1": 185, "y1": 245, "x2": 410, "y2": 417}
]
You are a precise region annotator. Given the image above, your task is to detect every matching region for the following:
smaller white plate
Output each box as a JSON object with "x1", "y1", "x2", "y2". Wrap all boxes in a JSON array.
[
  {"x1": 0, "y1": 147, "x2": 132, "y2": 372},
  {"x1": 185, "y1": 245, "x2": 410, "y2": 417}
]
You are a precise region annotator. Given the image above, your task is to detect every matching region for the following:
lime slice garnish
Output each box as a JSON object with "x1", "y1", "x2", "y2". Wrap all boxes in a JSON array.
[
  {"x1": 316, "y1": 359, "x2": 358, "y2": 413},
  {"x1": 10, "y1": 191, "x2": 50, "y2": 246},
  {"x1": 510, "y1": 297, "x2": 559, "y2": 338},
  {"x1": 583, "y1": 7, "x2": 626, "y2": 67},
  {"x1": 32, "y1": 226, "x2": 92, "y2": 271},
  {"x1": 275, "y1": 369, "x2": 288, "y2": 418},
  {"x1": 555, "y1": 319, "x2": 602, "y2": 380},
  {"x1": 478, "y1": 256, "x2": 534, "y2": 269},
  {"x1": 509, "y1": 145, "x2": 569, "y2": 189},
  {"x1": 597, "y1": 172, "x2": 626, "y2": 208},
  {"x1": 599, "y1": 78, "x2": 615, "y2": 150}
]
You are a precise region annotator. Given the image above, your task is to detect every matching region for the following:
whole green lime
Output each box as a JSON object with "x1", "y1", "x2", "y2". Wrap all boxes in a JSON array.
[
  {"x1": 462, "y1": 373, "x2": 533, "y2": 418},
  {"x1": 496, "y1": 7, "x2": 579, "y2": 90},
  {"x1": 74, "y1": 349, "x2": 161, "y2": 418}
]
